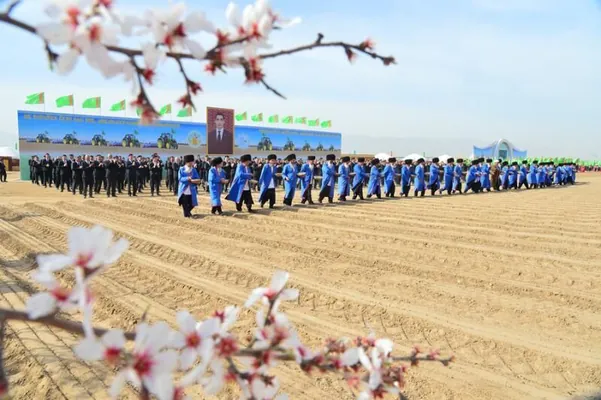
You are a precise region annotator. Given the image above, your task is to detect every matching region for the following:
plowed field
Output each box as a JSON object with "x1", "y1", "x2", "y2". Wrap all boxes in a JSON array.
[{"x1": 1, "y1": 172, "x2": 600, "y2": 399}]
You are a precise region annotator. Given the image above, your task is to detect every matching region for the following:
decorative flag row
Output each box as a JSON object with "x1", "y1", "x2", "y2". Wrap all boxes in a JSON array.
[
  {"x1": 25, "y1": 93, "x2": 333, "y2": 127},
  {"x1": 236, "y1": 112, "x2": 332, "y2": 128}
]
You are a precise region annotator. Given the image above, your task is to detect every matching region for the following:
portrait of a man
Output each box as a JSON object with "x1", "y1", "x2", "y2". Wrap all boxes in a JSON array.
[{"x1": 206, "y1": 107, "x2": 234, "y2": 155}]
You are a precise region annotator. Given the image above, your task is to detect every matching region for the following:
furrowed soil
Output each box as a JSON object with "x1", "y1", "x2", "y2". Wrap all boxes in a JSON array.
[{"x1": 1, "y1": 172, "x2": 600, "y2": 400}]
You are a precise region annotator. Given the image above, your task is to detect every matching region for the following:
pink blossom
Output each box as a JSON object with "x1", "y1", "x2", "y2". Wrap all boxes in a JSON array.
[
  {"x1": 74, "y1": 329, "x2": 126, "y2": 365},
  {"x1": 169, "y1": 311, "x2": 219, "y2": 370}
]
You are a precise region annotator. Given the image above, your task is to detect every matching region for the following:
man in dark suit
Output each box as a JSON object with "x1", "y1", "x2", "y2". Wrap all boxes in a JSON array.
[{"x1": 207, "y1": 112, "x2": 233, "y2": 155}]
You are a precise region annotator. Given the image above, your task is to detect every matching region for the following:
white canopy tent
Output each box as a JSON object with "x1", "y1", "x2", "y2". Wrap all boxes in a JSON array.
[
  {"x1": 374, "y1": 152, "x2": 390, "y2": 161},
  {"x1": 403, "y1": 153, "x2": 422, "y2": 161},
  {"x1": 438, "y1": 154, "x2": 452, "y2": 162}
]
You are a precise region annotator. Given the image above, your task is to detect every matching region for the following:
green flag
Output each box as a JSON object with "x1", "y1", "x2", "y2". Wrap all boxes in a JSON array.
[
  {"x1": 282, "y1": 116, "x2": 293, "y2": 124},
  {"x1": 136, "y1": 108, "x2": 142, "y2": 116},
  {"x1": 82, "y1": 96, "x2": 101, "y2": 108},
  {"x1": 320, "y1": 120, "x2": 332, "y2": 128},
  {"x1": 294, "y1": 117, "x2": 306, "y2": 124},
  {"x1": 159, "y1": 104, "x2": 172, "y2": 115},
  {"x1": 251, "y1": 113, "x2": 263, "y2": 122},
  {"x1": 268, "y1": 114, "x2": 278, "y2": 123},
  {"x1": 307, "y1": 119, "x2": 319, "y2": 127},
  {"x1": 25, "y1": 92, "x2": 45, "y2": 105},
  {"x1": 110, "y1": 100, "x2": 125, "y2": 111},
  {"x1": 235, "y1": 112, "x2": 247, "y2": 121},
  {"x1": 56, "y1": 95, "x2": 74, "y2": 108},
  {"x1": 177, "y1": 106, "x2": 192, "y2": 117}
]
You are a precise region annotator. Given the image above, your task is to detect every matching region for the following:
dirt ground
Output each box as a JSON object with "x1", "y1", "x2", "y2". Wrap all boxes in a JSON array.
[{"x1": 1, "y1": 171, "x2": 600, "y2": 400}]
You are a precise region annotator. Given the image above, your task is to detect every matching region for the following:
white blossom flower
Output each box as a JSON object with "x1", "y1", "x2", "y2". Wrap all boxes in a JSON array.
[
  {"x1": 281, "y1": 331, "x2": 312, "y2": 365},
  {"x1": 355, "y1": 347, "x2": 400, "y2": 400},
  {"x1": 251, "y1": 376, "x2": 280, "y2": 400},
  {"x1": 26, "y1": 275, "x2": 77, "y2": 319},
  {"x1": 201, "y1": 359, "x2": 226, "y2": 395},
  {"x1": 74, "y1": 329, "x2": 126, "y2": 364},
  {"x1": 244, "y1": 270, "x2": 299, "y2": 308},
  {"x1": 109, "y1": 322, "x2": 178, "y2": 399},
  {"x1": 170, "y1": 311, "x2": 219, "y2": 370},
  {"x1": 213, "y1": 305, "x2": 239, "y2": 335},
  {"x1": 36, "y1": 225, "x2": 128, "y2": 278},
  {"x1": 142, "y1": 42, "x2": 166, "y2": 70},
  {"x1": 56, "y1": 48, "x2": 80, "y2": 75}
]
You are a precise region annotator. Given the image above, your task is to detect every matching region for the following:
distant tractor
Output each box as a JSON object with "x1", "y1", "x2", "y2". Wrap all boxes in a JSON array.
[
  {"x1": 283, "y1": 137, "x2": 295, "y2": 151},
  {"x1": 63, "y1": 131, "x2": 79, "y2": 145},
  {"x1": 91, "y1": 131, "x2": 108, "y2": 146},
  {"x1": 122, "y1": 130, "x2": 140, "y2": 147},
  {"x1": 257, "y1": 133, "x2": 273, "y2": 151},
  {"x1": 316, "y1": 142, "x2": 324, "y2": 151},
  {"x1": 157, "y1": 129, "x2": 178, "y2": 149},
  {"x1": 302, "y1": 141, "x2": 311, "y2": 151},
  {"x1": 36, "y1": 131, "x2": 51, "y2": 143}
]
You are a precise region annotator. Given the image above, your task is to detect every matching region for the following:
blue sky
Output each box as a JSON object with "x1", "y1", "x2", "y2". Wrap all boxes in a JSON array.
[{"x1": 1, "y1": 0, "x2": 601, "y2": 158}]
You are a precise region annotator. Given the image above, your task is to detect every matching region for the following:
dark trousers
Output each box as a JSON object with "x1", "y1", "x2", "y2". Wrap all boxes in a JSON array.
[
  {"x1": 58, "y1": 174, "x2": 70, "y2": 191},
  {"x1": 72, "y1": 176, "x2": 83, "y2": 194},
  {"x1": 127, "y1": 176, "x2": 138, "y2": 196},
  {"x1": 454, "y1": 182, "x2": 462, "y2": 194},
  {"x1": 385, "y1": 183, "x2": 396, "y2": 198},
  {"x1": 179, "y1": 194, "x2": 194, "y2": 217},
  {"x1": 464, "y1": 181, "x2": 480, "y2": 193},
  {"x1": 301, "y1": 186, "x2": 314, "y2": 204},
  {"x1": 173, "y1": 176, "x2": 178, "y2": 195},
  {"x1": 518, "y1": 179, "x2": 529, "y2": 189},
  {"x1": 402, "y1": 184, "x2": 410, "y2": 197},
  {"x1": 414, "y1": 189, "x2": 425, "y2": 197},
  {"x1": 151, "y1": 176, "x2": 161, "y2": 195},
  {"x1": 261, "y1": 188, "x2": 276, "y2": 208},
  {"x1": 84, "y1": 180, "x2": 94, "y2": 198},
  {"x1": 0, "y1": 170, "x2": 6, "y2": 182},
  {"x1": 32, "y1": 170, "x2": 40, "y2": 184},
  {"x1": 94, "y1": 176, "x2": 104, "y2": 193},
  {"x1": 43, "y1": 170, "x2": 52, "y2": 187},
  {"x1": 236, "y1": 190, "x2": 254, "y2": 211},
  {"x1": 352, "y1": 183, "x2": 364, "y2": 200},
  {"x1": 106, "y1": 176, "x2": 117, "y2": 197}
]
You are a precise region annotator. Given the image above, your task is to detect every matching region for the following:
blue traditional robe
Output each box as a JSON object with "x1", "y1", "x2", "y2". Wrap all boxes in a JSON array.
[
  {"x1": 320, "y1": 162, "x2": 336, "y2": 199},
  {"x1": 352, "y1": 164, "x2": 367, "y2": 191},
  {"x1": 480, "y1": 164, "x2": 491, "y2": 189},
  {"x1": 537, "y1": 166, "x2": 545, "y2": 185},
  {"x1": 554, "y1": 166, "x2": 563, "y2": 185},
  {"x1": 453, "y1": 164, "x2": 463, "y2": 191},
  {"x1": 177, "y1": 166, "x2": 199, "y2": 207},
  {"x1": 500, "y1": 166, "x2": 509, "y2": 188},
  {"x1": 427, "y1": 164, "x2": 440, "y2": 191},
  {"x1": 367, "y1": 165, "x2": 382, "y2": 196},
  {"x1": 414, "y1": 164, "x2": 425, "y2": 191},
  {"x1": 382, "y1": 164, "x2": 395, "y2": 194},
  {"x1": 208, "y1": 166, "x2": 225, "y2": 206},
  {"x1": 528, "y1": 165, "x2": 537, "y2": 185},
  {"x1": 225, "y1": 164, "x2": 253, "y2": 203},
  {"x1": 338, "y1": 163, "x2": 351, "y2": 196},
  {"x1": 258, "y1": 164, "x2": 277, "y2": 204},
  {"x1": 508, "y1": 166, "x2": 517, "y2": 187},
  {"x1": 300, "y1": 163, "x2": 313, "y2": 195},
  {"x1": 282, "y1": 163, "x2": 298, "y2": 200},
  {"x1": 545, "y1": 166, "x2": 553, "y2": 186},
  {"x1": 401, "y1": 165, "x2": 412, "y2": 188},
  {"x1": 466, "y1": 165, "x2": 478, "y2": 184},
  {"x1": 443, "y1": 164, "x2": 454, "y2": 192}
]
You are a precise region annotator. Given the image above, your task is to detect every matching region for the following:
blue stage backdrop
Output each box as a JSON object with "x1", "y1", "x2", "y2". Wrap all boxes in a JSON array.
[{"x1": 17, "y1": 110, "x2": 342, "y2": 180}]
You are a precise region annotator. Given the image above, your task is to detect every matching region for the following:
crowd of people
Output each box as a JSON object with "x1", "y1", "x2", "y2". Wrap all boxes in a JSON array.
[{"x1": 25, "y1": 153, "x2": 578, "y2": 218}]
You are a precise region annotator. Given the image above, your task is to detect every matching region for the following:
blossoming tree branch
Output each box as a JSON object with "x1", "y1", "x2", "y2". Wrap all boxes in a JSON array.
[
  {"x1": 0, "y1": 226, "x2": 454, "y2": 400},
  {"x1": 0, "y1": 0, "x2": 396, "y2": 123}
]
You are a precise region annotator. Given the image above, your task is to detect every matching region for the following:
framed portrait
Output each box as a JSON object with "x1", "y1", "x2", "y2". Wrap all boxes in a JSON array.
[{"x1": 206, "y1": 107, "x2": 235, "y2": 155}]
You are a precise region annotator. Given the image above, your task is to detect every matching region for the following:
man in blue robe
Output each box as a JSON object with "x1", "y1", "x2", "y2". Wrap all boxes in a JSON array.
[
  {"x1": 442, "y1": 157, "x2": 455, "y2": 195},
  {"x1": 427, "y1": 157, "x2": 441, "y2": 196},
  {"x1": 414, "y1": 158, "x2": 426, "y2": 197},
  {"x1": 258, "y1": 154, "x2": 278, "y2": 209},
  {"x1": 367, "y1": 158, "x2": 382, "y2": 199},
  {"x1": 401, "y1": 159, "x2": 412, "y2": 197},
  {"x1": 383, "y1": 157, "x2": 398, "y2": 197},
  {"x1": 282, "y1": 154, "x2": 298, "y2": 206},
  {"x1": 464, "y1": 159, "x2": 480, "y2": 194},
  {"x1": 337, "y1": 156, "x2": 351, "y2": 201},
  {"x1": 537, "y1": 162, "x2": 546, "y2": 188},
  {"x1": 546, "y1": 162, "x2": 554, "y2": 186},
  {"x1": 319, "y1": 154, "x2": 337, "y2": 203},
  {"x1": 508, "y1": 161, "x2": 518, "y2": 189},
  {"x1": 453, "y1": 158, "x2": 464, "y2": 194},
  {"x1": 352, "y1": 157, "x2": 368, "y2": 200},
  {"x1": 518, "y1": 160, "x2": 529, "y2": 189},
  {"x1": 528, "y1": 160, "x2": 538, "y2": 188},
  {"x1": 300, "y1": 156, "x2": 315, "y2": 204},
  {"x1": 554, "y1": 163, "x2": 564, "y2": 185},
  {"x1": 225, "y1": 154, "x2": 255, "y2": 212},
  {"x1": 480, "y1": 158, "x2": 491, "y2": 192},
  {"x1": 208, "y1": 157, "x2": 228, "y2": 215},
  {"x1": 177, "y1": 154, "x2": 201, "y2": 218},
  {"x1": 499, "y1": 161, "x2": 509, "y2": 190}
]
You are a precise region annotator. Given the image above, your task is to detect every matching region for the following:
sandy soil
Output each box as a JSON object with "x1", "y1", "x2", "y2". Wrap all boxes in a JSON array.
[{"x1": 1, "y1": 172, "x2": 601, "y2": 400}]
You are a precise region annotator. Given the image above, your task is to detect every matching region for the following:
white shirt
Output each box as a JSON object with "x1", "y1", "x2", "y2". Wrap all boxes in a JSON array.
[
  {"x1": 268, "y1": 165, "x2": 275, "y2": 189},
  {"x1": 217, "y1": 129, "x2": 223, "y2": 141}
]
